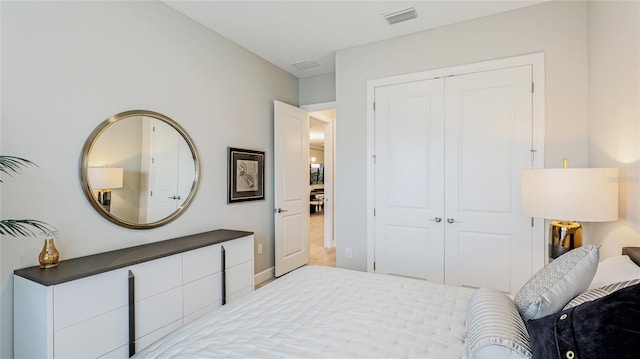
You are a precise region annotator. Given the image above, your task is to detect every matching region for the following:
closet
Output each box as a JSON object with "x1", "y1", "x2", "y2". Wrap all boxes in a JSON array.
[{"x1": 371, "y1": 57, "x2": 543, "y2": 294}]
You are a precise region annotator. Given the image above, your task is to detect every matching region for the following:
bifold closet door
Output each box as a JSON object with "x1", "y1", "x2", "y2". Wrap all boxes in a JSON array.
[
  {"x1": 373, "y1": 78, "x2": 446, "y2": 283},
  {"x1": 443, "y1": 66, "x2": 533, "y2": 294}
]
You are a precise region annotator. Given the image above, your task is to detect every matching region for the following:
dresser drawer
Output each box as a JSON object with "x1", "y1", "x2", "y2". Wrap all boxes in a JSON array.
[
  {"x1": 226, "y1": 260, "x2": 253, "y2": 298},
  {"x1": 183, "y1": 272, "x2": 221, "y2": 317},
  {"x1": 54, "y1": 306, "x2": 128, "y2": 359},
  {"x1": 223, "y1": 235, "x2": 253, "y2": 268},
  {"x1": 130, "y1": 254, "x2": 182, "y2": 301},
  {"x1": 53, "y1": 268, "x2": 128, "y2": 331},
  {"x1": 135, "y1": 286, "x2": 183, "y2": 340},
  {"x1": 183, "y1": 244, "x2": 221, "y2": 283},
  {"x1": 135, "y1": 319, "x2": 182, "y2": 353}
]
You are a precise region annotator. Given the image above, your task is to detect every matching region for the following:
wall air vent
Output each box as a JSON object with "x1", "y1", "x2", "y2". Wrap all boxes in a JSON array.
[
  {"x1": 383, "y1": 7, "x2": 418, "y2": 25},
  {"x1": 291, "y1": 60, "x2": 320, "y2": 71}
]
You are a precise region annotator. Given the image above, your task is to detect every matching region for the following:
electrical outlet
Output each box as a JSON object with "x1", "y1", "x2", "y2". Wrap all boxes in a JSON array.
[
  {"x1": 257, "y1": 243, "x2": 263, "y2": 255},
  {"x1": 346, "y1": 248, "x2": 353, "y2": 259}
]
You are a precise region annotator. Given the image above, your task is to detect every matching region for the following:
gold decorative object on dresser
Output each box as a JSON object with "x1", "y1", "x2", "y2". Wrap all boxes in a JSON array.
[
  {"x1": 14, "y1": 229, "x2": 254, "y2": 359},
  {"x1": 38, "y1": 237, "x2": 59, "y2": 269}
]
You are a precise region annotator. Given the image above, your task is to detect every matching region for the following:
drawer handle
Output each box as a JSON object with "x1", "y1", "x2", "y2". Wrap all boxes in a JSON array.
[
  {"x1": 221, "y1": 246, "x2": 226, "y2": 306},
  {"x1": 128, "y1": 270, "x2": 136, "y2": 357}
]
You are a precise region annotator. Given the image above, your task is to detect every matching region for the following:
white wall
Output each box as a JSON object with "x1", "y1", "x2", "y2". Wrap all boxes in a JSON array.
[
  {"x1": 0, "y1": 1, "x2": 297, "y2": 356},
  {"x1": 299, "y1": 72, "x2": 336, "y2": 105},
  {"x1": 335, "y1": 1, "x2": 589, "y2": 270},
  {"x1": 587, "y1": 1, "x2": 640, "y2": 258}
]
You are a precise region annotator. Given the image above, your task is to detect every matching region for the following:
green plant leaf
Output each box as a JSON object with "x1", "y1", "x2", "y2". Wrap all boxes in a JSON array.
[
  {"x1": 0, "y1": 156, "x2": 38, "y2": 182},
  {"x1": 0, "y1": 220, "x2": 56, "y2": 237}
]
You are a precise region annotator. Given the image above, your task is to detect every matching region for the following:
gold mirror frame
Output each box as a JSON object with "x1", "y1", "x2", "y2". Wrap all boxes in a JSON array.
[{"x1": 80, "y1": 110, "x2": 200, "y2": 229}]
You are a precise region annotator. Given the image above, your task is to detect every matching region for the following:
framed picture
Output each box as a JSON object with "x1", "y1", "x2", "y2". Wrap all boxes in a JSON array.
[{"x1": 228, "y1": 147, "x2": 265, "y2": 203}]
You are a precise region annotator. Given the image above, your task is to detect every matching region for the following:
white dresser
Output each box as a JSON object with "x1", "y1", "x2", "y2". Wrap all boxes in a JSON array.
[{"x1": 14, "y1": 230, "x2": 254, "y2": 359}]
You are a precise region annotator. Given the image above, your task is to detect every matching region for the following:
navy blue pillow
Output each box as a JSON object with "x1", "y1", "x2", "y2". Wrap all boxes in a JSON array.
[{"x1": 527, "y1": 282, "x2": 640, "y2": 359}]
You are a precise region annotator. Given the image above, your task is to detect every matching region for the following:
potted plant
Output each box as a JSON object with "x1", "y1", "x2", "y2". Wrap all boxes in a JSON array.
[{"x1": 0, "y1": 156, "x2": 57, "y2": 267}]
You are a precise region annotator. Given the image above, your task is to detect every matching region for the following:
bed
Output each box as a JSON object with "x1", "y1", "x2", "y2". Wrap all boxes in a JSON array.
[{"x1": 133, "y1": 245, "x2": 640, "y2": 358}]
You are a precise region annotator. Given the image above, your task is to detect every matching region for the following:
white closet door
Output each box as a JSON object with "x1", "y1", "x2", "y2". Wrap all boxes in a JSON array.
[
  {"x1": 374, "y1": 78, "x2": 445, "y2": 282},
  {"x1": 443, "y1": 66, "x2": 533, "y2": 293}
]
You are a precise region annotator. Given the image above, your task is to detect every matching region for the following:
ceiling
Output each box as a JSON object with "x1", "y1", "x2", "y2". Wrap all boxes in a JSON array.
[{"x1": 163, "y1": 1, "x2": 546, "y2": 79}]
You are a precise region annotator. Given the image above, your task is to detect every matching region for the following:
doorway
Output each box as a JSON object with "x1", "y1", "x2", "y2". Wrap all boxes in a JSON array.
[{"x1": 306, "y1": 106, "x2": 336, "y2": 267}]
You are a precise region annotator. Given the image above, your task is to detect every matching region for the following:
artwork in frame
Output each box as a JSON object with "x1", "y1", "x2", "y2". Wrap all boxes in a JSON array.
[{"x1": 228, "y1": 147, "x2": 265, "y2": 203}]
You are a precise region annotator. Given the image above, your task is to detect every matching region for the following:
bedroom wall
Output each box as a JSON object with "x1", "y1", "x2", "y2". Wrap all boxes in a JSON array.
[
  {"x1": 0, "y1": 1, "x2": 297, "y2": 356},
  {"x1": 299, "y1": 72, "x2": 336, "y2": 105},
  {"x1": 586, "y1": 1, "x2": 640, "y2": 259},
  {"x1": 335, "y1": 0, "x2": 590, "y2": 270}
]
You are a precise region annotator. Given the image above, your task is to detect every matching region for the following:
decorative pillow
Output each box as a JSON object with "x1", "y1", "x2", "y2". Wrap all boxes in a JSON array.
[
  {"x1": 527, "y1": 282, "x2": 640, "y2": 359},
  {"x1": 467, "y1": 288, "x2": 532, "y2": 359},
  {"x1": 514, "y1": 244, "x2": 599, "y2": 321},
  {"x1": 563, "y1": 278, "x2": 640, "y2": 309},
  {"x1": 588, "y1": 254, "x2": 640, "y2": 290}
]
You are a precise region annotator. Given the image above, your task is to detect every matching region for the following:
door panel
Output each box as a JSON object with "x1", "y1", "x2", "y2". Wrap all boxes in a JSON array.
[
  {"x1": 444, "y1": 66, "x2": 533, "y2": 293},
  {"x1": 274, "y1": 101, "x2": 309, "y2": 277},
  {"x1": 374, "y1": 79, "x2": 445, "y2": 282},
  {"x1": 456, "y1": 231, "x2": 512, "y2": 292}
]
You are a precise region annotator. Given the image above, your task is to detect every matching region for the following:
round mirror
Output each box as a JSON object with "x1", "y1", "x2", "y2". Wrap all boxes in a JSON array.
[{"x1": 80, "y1": 110, "x2": 200, "y2": 229}]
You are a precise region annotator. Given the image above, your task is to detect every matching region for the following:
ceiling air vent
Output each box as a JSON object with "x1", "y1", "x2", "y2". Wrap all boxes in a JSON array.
[
  {"x1": 291, "y1": 60, "x2": 320, "y2": 71},
  {"x1": 383, "y1": 7, "x2": 418, "y2": 25}
]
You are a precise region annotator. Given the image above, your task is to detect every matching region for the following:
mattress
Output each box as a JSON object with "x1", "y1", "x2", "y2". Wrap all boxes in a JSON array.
[{"x1": 134, "y1": 266, "x2": 475, "y2": 358}]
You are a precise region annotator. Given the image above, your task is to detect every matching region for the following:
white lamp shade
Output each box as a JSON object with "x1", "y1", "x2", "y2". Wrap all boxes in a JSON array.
[
  {"x1": 522, "y1": 168, "x2": 618, "y2": 222},
  {"x1": 88, "y1": 167, "x2": 124, "y2": 190}
]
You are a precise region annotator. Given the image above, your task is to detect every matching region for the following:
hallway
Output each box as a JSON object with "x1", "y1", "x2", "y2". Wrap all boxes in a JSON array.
[{"x1": 308, "y1": 213, "x2": 335, "y2": 267}]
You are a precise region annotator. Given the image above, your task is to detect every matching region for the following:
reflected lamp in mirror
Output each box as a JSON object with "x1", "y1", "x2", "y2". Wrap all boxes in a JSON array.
[
  {"x1": 88, "y1": 167, "x2": 123, "y2": 213},
  {"x1": 521, "y1": 164, "x2": 618, "y2": 260}
]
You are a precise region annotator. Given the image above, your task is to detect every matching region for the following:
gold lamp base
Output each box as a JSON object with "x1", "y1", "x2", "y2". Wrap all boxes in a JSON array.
[{"x1": 549, "y1": 220, "x2": 583, "y2": 259}]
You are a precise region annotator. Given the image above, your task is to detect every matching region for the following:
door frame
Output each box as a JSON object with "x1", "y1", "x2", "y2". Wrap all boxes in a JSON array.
[
  {"x1": 302, "y1": 101, "x2": 336, "y2": 248},
  {"x1": 365, "y1": 53, "x2": 546, "y2": 273}
]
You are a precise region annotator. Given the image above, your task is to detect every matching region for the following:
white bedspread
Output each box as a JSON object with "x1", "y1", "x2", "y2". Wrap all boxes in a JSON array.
[{"x1": 134, "y1": 266, "x2": 474, "y2": 358}]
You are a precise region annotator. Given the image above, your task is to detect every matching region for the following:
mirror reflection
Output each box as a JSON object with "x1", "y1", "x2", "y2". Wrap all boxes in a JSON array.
[{"x1": 80, "y1": 110, "x2": 199, "y2": 229}]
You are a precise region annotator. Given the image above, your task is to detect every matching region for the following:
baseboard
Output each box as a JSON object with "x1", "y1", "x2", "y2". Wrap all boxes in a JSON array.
[{"x1": 255, "y1": 266, "x2": 275, "y2": 285}]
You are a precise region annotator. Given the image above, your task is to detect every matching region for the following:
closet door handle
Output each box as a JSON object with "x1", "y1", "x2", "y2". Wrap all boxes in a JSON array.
[
  {"x1": 430, "y1": 217, "x2": 442, "y2": 223},
  {"x1": 447, "y1": 218, "x2": 462, "y2": 224},
  {"x1": 168, "y1": 195, "x2": 181, "y2": 200},
  {"x1": 276, "y1": 208, "x2": 288, "y2": 213}
]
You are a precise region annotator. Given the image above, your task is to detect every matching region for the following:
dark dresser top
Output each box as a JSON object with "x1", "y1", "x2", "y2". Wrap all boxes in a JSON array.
[{"x1": 14, "y1": 229, "x2": 253, "y2": 286}]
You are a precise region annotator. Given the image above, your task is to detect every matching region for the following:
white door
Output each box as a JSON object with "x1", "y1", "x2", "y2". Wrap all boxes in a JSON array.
[
  {"x1": 443, "y1": 66, "x2": 533, "y2": 293},
  {"x1": 373, "y1": 66, "x2": 535, "y2": 293},
  {"x1": 274, "y1": 101, "x2": 309, "y2": 277},
  {"x1": 374, "y1": 78, "x2": 446, "y2": 282},
  {"x1": 148, "y1": 119, "x2": 180, "y2": 222}
]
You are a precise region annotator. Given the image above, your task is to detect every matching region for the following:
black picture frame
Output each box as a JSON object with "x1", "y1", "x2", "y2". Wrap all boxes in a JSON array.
[{"x1": 228, "y1": 147, "x2": 265, "y2": 203}]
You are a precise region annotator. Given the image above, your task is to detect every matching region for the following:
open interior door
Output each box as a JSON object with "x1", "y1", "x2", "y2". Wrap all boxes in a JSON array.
[{"x1": 274, "y1": 100, "x2": 309, "y2": 277}]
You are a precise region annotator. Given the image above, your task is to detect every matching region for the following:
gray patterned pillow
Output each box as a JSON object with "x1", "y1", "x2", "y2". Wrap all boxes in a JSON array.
[
  {"x1": 514, "y1": 244, "x2": 600, "y2": 321},
  {"x1": 563, "y1": 278, "x2": 640, "y2": 309},
  {"x1": 467, "y1": 288, "x2": 532, "y2": 359}
]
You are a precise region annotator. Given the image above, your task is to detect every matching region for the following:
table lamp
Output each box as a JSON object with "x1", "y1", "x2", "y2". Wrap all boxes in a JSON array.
[
  {"x1": 88, "y1": 167, "x2": 124, "y2": 213},
  {"x1": 522, "y1": 161, "x2": 618, "y2": 259}
]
